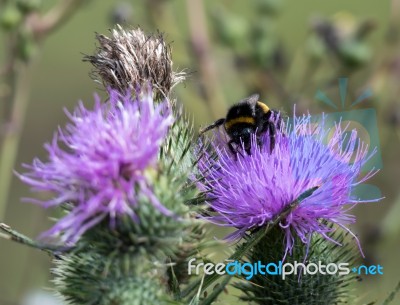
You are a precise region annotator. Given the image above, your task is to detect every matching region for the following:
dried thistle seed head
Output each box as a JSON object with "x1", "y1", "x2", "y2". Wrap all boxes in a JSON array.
[{"x1": 84, "y1": 25, "x2": 185, "y2": 98}]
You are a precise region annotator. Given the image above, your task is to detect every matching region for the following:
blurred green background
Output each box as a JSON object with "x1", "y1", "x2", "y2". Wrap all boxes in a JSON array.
[{"x1": 0, "y1": 0, "x2": 399, "y2": 304}]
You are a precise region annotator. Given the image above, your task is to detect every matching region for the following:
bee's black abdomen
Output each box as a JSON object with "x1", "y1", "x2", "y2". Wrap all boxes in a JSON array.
[{"x1": 226, "y1": 103, "x2": 254, "y2": 121}]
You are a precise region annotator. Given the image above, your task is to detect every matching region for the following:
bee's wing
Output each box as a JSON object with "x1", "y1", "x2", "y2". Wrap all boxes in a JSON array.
[{"x1": 240, "y1": 93, "x2": 260, "y2": 106}]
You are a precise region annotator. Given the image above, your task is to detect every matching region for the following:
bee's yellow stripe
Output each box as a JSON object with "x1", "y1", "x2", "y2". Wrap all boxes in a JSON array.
[
  {"x1": 225, "y1": 117, "x2": 255, "y2": 130},
  {"x1": 257, "y1": 101, "x2": 270, "y2": 113}
]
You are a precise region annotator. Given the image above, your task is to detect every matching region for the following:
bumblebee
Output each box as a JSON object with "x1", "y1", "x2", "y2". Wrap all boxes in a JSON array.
[{"x1": 199, "y1": 94, "x2": 282, "y2": 155}]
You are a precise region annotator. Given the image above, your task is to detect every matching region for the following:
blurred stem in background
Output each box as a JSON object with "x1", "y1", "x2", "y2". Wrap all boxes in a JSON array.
[
  {"x1": 0, "y1": 64, "x2": 31, "y2": 220},
  {"x1": 0, "y1": 0, "x2": 84, "y2": 221},
  {"x1": 186, "y1": 0, "x2": 226, "y2": 119},
  {"x1": 134, "y1": 0, "x2": 227, "y2": 120}
]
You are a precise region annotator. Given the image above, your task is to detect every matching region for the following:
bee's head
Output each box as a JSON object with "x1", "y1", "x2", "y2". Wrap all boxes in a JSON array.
[{"x1": 231, "y1": 125, "x2": 254, "y2": 144}]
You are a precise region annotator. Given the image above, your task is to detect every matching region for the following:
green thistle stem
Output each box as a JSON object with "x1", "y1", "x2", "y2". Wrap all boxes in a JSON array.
[{"x1": 0, "y1": 222, "x2": 70, "y2": 254}]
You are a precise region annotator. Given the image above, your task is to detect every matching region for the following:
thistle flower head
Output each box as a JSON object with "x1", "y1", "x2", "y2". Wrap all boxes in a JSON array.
[
  {"x1": 84, "y1": 25, "x2": 185, "y2": 98},
  {"x1": 19, "y1": 88, "x2": 174, "y2": 243},
  {"x1": 196, "y1": 114, "x2": 380, "y2": 256}
]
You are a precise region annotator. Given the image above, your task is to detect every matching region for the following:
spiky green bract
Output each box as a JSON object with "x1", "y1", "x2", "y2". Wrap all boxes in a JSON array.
[
  {"x1": 74, "y1": 196, "x2": 190, "y2": 260},
  {"x1": 159, "y1": 107, "x2": 211, "y2": 296},
  {"x1": 52, "y1": 251, "x2": 177, "y2": 305},
  {"x1": 234, "y1": 226, "x2": 358, "y2": 305},
  {"x1": 51, "y1": 182, "x2": 192, "y2": 305},
  {"x1": 159, "y1": 106, "x2": 197, "y2": 174},
  {"x1": 165, "y1": 223, "x2": 207, "y2": 294}
]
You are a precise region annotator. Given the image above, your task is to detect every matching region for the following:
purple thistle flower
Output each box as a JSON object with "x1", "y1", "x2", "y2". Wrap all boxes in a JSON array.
[
  {"x1": 196, "y1": 113, "x2": 381, "y2": 257},
  {"x1": 18, "y1": 89, "x2": 174, "y2": 244}
]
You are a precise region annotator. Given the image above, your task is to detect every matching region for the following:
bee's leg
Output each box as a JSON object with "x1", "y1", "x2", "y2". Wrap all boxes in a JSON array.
[
  {"x1": 244, "y1": 142, "x2": 252, "y2": 155},
  {"x1": 256, "y1": 111, "x2": 272, "y2": 151},
  {"x1": 199, "y1": 118, "x2": 225, "y2": 134},
  {"x1": 275, "y1": 114, "x2": 284, "y2": 135},
  {"x1": 228, "y1": 140, "x2": 237, "y2": 155},
  {"x1": 228, "y1": 140, "x2": 245, "y2": 159},
  {"x1": 256, "y1": 137, "x2": 263, "y2": 149},
  {"x1": 268, "y1": 122, "x2": 276, "y2": 152}
]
